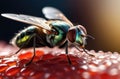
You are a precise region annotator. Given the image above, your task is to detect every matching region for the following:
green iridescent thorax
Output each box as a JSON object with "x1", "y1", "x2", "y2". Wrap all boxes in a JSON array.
[
  {"x1": 48, "y1": 21, "x2": 70, "y2": 46},
  {"x1": 15, "y1": 26, "x2": 37, "y2": 48}
]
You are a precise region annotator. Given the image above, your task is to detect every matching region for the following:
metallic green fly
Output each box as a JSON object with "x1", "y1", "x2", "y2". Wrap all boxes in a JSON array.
[{"x1": 1, "y1": 7, "x2": 94, "y2": 66}]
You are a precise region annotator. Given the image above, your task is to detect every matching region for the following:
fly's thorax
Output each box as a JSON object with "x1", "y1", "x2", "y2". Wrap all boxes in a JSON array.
[
  {"x1": 10, "y1": 26, "x2": 39, "y2": 48},
  {"x1": 47, "y1": 21, "x2": 70, "y2": 46},
  {"x1": 67, "y1": 25, "x2": 87, "y2": 47}
]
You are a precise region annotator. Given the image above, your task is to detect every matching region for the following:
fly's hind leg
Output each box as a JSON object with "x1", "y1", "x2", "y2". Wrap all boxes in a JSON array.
[
  {"x1": 2, "y1": 34, "x2": 34, "y2": 58},
  {"x1": 25, "y1": 34, "x2": 36, "y2": 66}
]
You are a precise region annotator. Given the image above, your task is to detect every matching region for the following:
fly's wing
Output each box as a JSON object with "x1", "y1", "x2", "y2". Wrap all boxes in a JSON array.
[
  {"x1": 42, "y1": 7, "x2": 73, "y2": 26},
  {"x1": 1, "y1": 13, "x2": 51, "y2": 31}
]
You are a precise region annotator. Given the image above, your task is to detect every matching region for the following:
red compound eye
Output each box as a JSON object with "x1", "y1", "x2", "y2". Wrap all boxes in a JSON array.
[
  {"x1": 0, "y1": 42, "x2": 120, "y2": 79},
  {"x1": 67, "y1": 27, "x2": 76, "y2": 43}
]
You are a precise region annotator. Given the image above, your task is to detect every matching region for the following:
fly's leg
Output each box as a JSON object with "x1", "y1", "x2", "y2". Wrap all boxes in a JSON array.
[
  {"x1": 25, "y1": 34, "x2": 36, "y2": 66},
  {"x1": 75, "y1": 45, "x2": 94, "y2": 57},
  {"x1": 3, "y1": 34, "x2": 34, "y2": 58},
  {"x1": 65, "y1": 41, "x2": 72, "y2": 65},
  {"x1": 83, "y1": 48, "x2": 95, "y2": 57}
]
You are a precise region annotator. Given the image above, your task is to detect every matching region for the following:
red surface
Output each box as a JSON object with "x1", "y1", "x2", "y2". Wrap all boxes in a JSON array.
[{"x1": 0, "y1": 42, "x2": 120, "y2": 79}]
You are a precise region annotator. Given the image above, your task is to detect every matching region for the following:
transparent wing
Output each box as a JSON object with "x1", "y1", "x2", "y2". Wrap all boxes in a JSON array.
[
  {"x1": 42, "y1": 7, "x2": 73, "y2": 26},
  {"x1": 1, "y1": 13, "x2": 51, "y2": 30}
]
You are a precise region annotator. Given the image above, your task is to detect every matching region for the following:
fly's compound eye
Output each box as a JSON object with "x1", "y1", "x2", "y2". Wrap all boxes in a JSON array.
[
  {"x1": 67, "y1": 27, "x2": 76, "y2": 43},
  {"x1": 67, "y1": 26, "x2": 87, "y2": 47}
]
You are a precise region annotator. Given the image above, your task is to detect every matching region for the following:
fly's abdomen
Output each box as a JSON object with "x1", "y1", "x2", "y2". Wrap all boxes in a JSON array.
[
  {"x1": 15, "y1": 26, "x2": 37, "y2": 48},
  {"x1": 12, "y1": 26, "x2": 52, "y2": 48}
]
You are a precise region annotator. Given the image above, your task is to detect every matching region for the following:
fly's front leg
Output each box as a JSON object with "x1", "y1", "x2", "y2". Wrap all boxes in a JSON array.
[
  {"x1": 65, "y1": 41, "x2": 72, "y2": 65},
  {"x1": 74, "y1": 45, "x2": 95, "y2": 57}
]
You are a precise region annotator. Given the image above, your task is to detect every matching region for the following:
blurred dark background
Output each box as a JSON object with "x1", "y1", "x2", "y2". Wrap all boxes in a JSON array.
[{"x1": 0, "y1": 0, "x2": 120, "y2": 52}]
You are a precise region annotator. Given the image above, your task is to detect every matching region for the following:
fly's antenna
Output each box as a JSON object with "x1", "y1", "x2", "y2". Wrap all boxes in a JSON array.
[{"x1": 87, "y1": 34, "x2": 95, "y2": 40}]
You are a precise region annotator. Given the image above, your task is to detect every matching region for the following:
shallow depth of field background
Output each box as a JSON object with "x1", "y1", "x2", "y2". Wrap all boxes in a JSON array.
[{"x1": 0, "y1": 0, "x2": 120, "y2": 52}]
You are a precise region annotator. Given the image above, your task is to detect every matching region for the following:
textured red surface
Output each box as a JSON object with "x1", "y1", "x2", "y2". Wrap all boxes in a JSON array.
[{"x1": 0, "y1": 41, "x2": 120, "y2": 79}]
